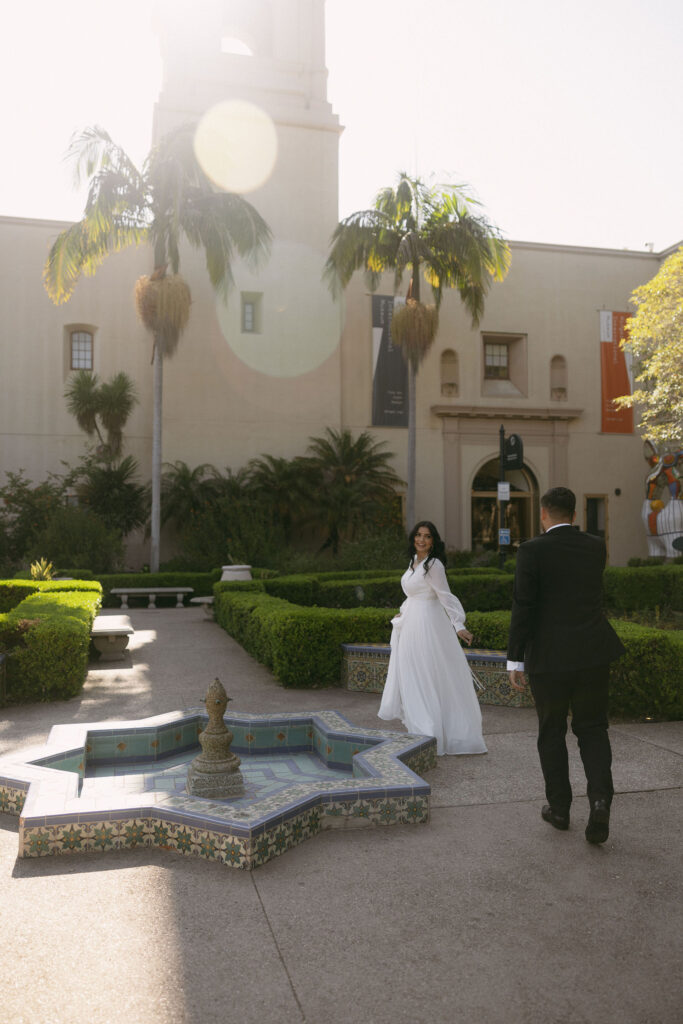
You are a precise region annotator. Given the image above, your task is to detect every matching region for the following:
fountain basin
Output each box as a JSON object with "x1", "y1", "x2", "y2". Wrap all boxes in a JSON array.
[{"x1": 0, "y1": 710, "x2": 435, "y2": 869}]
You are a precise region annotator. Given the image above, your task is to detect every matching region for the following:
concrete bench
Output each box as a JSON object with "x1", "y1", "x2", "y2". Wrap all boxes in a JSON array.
[
  {"x1": 190, "y1": 595, "x2": 215, "y2": 618},
  {"x1": 110, "y1": 587, "x2": 194, "y2": 609},
  {"x1": 91, "y1": 614, "x2": 134, "y2": 661}
]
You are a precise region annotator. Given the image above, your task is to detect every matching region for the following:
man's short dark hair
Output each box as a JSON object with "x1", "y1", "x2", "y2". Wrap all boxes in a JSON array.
[{"x1": 541, "y1": 486, "x2": 576, "y2": 519}]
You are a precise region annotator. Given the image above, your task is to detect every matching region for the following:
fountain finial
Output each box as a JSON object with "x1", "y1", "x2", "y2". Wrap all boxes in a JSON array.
[{"x1": 186, "y1": 677, "x2": 244, "y2": 798}]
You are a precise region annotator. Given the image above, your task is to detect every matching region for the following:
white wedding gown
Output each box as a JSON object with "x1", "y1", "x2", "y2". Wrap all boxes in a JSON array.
[{"x1": 378, "y1": 558, "x2": 488, "y2": 756}]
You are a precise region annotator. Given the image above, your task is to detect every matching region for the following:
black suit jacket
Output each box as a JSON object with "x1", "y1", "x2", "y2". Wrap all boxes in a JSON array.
[{"x1": 507, "y1": 526, "x2": 625, "y2": 674}]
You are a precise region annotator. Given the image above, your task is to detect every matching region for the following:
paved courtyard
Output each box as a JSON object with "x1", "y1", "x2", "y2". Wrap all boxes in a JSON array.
[{"x1": 0, "y1": 607, "x2": 681, "y2": 1024}]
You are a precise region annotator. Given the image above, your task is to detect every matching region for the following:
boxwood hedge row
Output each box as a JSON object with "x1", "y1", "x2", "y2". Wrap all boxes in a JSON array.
[
  {"x1": 0, "y1": 581, "x2": 102, "y2": 703},
  {"x1": 214, "y1": 583, "x2": 682, "y2": 719}
]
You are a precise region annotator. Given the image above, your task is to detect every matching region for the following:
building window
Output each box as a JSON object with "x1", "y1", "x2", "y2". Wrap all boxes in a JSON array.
[
  {"x1": 241, "y1": 292, "x2": 262, "y2": 333},
  {"x1": 70, "y1": 330, "x2": 93, "y2": 370},
  {"x1": 481, "y1": 332, "x2": 527, "y2": 397},
  {"x1": 440, "y1": 349, "x2": 459, "y2": 396},
  {"x1": 550, "y1": 355, "x2": 568, "y2": 401},
  {"x1": 484, "y1": 342, "x2": 509, "y2": 380}
]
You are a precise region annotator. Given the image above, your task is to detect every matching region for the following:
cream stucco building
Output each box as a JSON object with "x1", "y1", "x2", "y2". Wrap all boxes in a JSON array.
[{"x1": 0, "y1": 0, "x2": 676, "y2": 566}]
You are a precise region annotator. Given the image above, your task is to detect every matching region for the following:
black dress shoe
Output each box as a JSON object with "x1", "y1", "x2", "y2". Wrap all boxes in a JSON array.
[
  {"x1": 585, "y1": 799, "x2": 610, "y2": 844},
  {"x1": 541, "y1": 805, "x2": 569, "y2": 830}
]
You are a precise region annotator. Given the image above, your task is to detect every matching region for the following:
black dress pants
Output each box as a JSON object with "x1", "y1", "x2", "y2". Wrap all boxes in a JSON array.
[{"x1": 529, "y1": 663, "x2": 613, "y2": 814}]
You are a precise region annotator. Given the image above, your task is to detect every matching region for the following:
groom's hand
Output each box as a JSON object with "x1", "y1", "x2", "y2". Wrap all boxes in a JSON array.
[{"x1": 509, "y1": 670, "x2": 527, "y2": 691}]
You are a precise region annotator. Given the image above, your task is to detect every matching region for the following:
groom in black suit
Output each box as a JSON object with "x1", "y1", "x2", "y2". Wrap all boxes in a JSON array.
[{"x1": 507, "y1": 486, "x2": 624, "y2": 844}]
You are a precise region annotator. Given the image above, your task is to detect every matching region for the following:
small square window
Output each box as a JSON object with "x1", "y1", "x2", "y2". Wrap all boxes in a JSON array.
[
  {"x1": 484, "y1": 342, "x2": 509, "y2": 379},
  {"x1": 241, "y1": 292, "x2": 262, "y2": 334},
  {"x1": 71, "y1": 331, "x2": 93, "y2": 370}
]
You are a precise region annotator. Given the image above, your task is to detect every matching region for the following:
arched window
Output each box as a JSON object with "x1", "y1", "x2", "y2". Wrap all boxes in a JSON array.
[
  {"x1": 550, "y1": 355, "x2": 567, "y2": 401},
  {"x1": 440, "y1": 349, "x2": 458, "y2": 396}
]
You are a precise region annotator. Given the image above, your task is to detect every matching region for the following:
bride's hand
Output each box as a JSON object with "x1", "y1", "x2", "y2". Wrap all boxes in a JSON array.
[{"x1": 457, "y1": 628, "x2": 473, "y2": 646}]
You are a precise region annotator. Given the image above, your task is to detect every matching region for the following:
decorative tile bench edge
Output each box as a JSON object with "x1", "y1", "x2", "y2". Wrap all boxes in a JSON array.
[{"x1": 341, "y1": 644, "x2": 534, "y2": 708}]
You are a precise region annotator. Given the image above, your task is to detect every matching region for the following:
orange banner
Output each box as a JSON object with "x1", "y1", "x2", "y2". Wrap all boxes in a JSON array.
[{"x1": 600, "y1": 311, "x2": 633, "y2": 433}]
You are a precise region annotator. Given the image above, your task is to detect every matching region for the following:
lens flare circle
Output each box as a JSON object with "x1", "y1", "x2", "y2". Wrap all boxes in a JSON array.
[{"x1": 194, "y1": 100, "x2": 277, "y2": 194}]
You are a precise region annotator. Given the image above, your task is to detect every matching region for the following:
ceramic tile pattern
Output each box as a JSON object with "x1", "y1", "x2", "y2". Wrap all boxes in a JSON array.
[
  {"x1": 341, "y1": 644, "x2": 534, "y2": 708},
  {"x1": 0, "y1": 710, "x2": 435, "y2": 871}
]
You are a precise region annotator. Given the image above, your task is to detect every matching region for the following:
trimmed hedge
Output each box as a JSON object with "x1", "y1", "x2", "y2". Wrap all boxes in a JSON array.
[
  {"x1": 603, "y1": 566, "x2": 683, "y2": 612},
  {"x1": 0, "y1": 581, "x2": 102, "y2": 703},
  {"x1": 224, "y1": 571, "x2": 515, "y2": 612},
  {"x1": 214, "y1": 587, "x2": 682, "y2": 719},
  {"x1": 214, "y1": 588, "x2": 392, "y2": 688}
]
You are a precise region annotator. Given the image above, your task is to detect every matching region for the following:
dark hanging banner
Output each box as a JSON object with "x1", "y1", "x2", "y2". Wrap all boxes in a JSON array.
[{"x1": 371, "y1": 295, "x2": 408, "y2": 426}]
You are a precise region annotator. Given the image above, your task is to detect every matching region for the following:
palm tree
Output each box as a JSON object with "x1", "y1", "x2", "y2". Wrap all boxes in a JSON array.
[
  {"x1": 323, "y1": 173, "x2": 510, "y2": 527},
  {"x1": 300, "y1": 427, "x2": 403, "y2": 554},
  {"x1": 44, "y1": 124, "x2": 271, "y2": 569},
  {"x1": 246, "y1": 453, "x2": 307, "y2": 543},
  {"x1": 160, "y1": 460, "x2": 220, "y2": 530},
  {"x1": 64, "y1": 370, "x2": 137, "y2": 460}
]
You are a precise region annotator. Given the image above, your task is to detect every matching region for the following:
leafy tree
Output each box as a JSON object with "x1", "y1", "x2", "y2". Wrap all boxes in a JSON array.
[
  {"x1": 299, "y1": 427, "x2": 403, "y2": 554},
  {"x1": 615, "y1": 246, "x2": 683, "y2": 443},
  {"x1": 0, "y1": 470, "x2": 70, "y2": 569},
  {"x1": 324, "y1": 173, "x2": 510, "y2": 526},
  {"x1": 26, "y1": 507, "x2": 123, "y2": 574},
  {"x1": 44, "y1": 124, "x2": 271, "y2": 570},
  {"x1": 64, "y1": 370, "x2": 137, "y2": 460}
]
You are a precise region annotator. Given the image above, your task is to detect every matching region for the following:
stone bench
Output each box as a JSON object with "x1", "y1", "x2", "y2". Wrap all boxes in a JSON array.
[
  {"x1": 341, "y1": 643, "x2": 534, "y2": 708},
  {"x1": 91, "y1": 614, "x2": 134, "y2": 661},
  {"x1": 110, "y1": 587, "x2": 194, "y2": 609},
  {"x1": 190, "y1": 595, "x2": 215, "y2": 618}
]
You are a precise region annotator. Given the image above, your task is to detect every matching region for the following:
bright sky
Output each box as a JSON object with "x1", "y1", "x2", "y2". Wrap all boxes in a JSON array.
[{"x1": 1, "y1": 0, "x2": 681, "y2": 251}]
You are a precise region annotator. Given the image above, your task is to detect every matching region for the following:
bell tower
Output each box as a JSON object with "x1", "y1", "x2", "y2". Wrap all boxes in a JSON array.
[{"x1": 150, "y1": 0, "x2": 344, "y2": 475}]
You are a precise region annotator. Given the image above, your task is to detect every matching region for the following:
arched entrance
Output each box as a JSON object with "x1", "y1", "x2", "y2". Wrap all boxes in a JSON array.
[{"x1": 471, "y1": 459, "x2": 539, "y2": 551}]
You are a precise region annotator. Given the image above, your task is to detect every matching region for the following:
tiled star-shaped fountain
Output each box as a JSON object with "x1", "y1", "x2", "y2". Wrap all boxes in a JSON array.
[{"x1": 0, "y1": 709, "x2": 436, "y2": 869}]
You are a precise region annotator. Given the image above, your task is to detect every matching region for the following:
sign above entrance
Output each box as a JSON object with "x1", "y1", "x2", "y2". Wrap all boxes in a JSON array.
[{"x1": 504, "y1": 434, "x2": 524, "y2": 470}]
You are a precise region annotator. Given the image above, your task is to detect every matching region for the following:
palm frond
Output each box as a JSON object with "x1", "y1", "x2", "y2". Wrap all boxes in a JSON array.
[{"x1": 64, "y1": 371, "x2": 103, "y2": 441}]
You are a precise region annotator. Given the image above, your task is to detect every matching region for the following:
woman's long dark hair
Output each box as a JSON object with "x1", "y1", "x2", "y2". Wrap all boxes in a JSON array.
[{"x1": 407, "y1": 520, "x2": 447, "y2": 573}]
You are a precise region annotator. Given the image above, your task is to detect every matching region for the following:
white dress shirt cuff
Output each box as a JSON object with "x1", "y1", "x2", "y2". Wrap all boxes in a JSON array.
[{"x1": 507, "y1": 660, "x2": 525, "y2": 672}]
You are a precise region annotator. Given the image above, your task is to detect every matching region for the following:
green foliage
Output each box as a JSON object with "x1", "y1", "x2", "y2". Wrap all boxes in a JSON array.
[
  {"x1": 0, "y1": 582, "x2": 101, "y2": 703},
  {"x1": 73, "y1": 455, "x2": 149, "y2": 536},
  {"x1": 0, "y1": 469, "x2": 69, "y2": 570},
  {"x1": 30, "y1": 558, "x2": 54, "y2": 580},
  {"x1": 64, "y1": 370, "x2": 137, "y2": 459},
  {"x1": 614, "y1": 246, "x2": 683, "y2": 443},
  {"x1": 610, "y1": 621, "x2": 683, "y2": 719},
  {"x1": 0, "y1": 582, "x2": 39, "y2": 612},
  {"x1": 603, "y1": 566, "x2": 683, "y2": 612},
  {"x1": 26, "y1": 507, "x2": 123, "y2": 574},
  {"x1": 230, "y1": 570, "x2": 513, "y2": 612},
  {"x1": 214, "y1": 589, "x2": 393, "y2": 688},
  {"x1": 297, "y1": 428, "x2": 403, "y2": 554}
]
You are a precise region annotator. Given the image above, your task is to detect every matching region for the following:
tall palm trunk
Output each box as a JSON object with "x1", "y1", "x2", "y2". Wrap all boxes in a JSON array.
[
  {"x1": 406, "y1": 365, "x2": 417, "y2": 528},
  {"x1": 150, "y1": 335, "x2": 163, "y2": 571},
  {"x1": 405, "y1": 261, "x2": 420, "y2": 530}
]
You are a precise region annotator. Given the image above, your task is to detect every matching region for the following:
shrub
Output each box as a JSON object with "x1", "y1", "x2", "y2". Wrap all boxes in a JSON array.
[
  {"x1": 0, "y1": 583, "x2": 101, "y2": 703},
  {"x1": 610, "y1": 621, "x2": 683, "y2": 719},
  {"x1": 603, "y1": 566, "x2": 683, "y2": 612},
  {"x1": 26, "y1": 507, "x2": 123, "y2": 574}
]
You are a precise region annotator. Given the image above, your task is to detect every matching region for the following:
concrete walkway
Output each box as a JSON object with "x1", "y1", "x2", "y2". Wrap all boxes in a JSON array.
[{"x1": 1, "y1": 608, "x2": 681, "y2": 1024}]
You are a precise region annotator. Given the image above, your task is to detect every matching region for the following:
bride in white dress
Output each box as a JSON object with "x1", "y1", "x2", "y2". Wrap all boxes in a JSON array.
[{"x1": 378, "y1": 521, "x2": 488, "y2": 756}]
